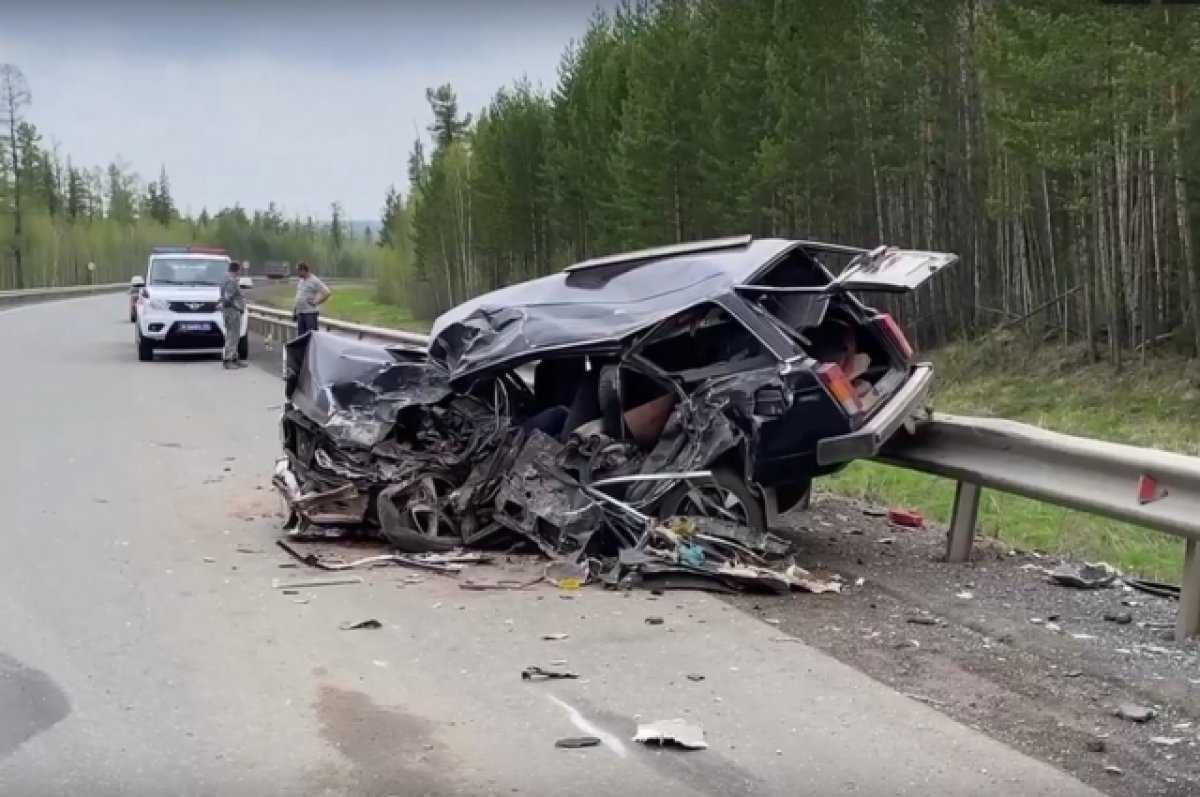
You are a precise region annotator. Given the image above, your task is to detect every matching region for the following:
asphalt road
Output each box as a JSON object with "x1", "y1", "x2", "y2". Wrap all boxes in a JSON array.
[{"x1": 0, "y1": 295, "x2": 1108, "y2": 797}]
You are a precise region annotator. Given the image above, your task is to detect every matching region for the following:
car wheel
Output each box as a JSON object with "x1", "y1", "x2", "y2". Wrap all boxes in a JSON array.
[
  {"x1": 237, "y1": 334, "x2": 249, "y2": 361},
  {"x1": 657, "y1": 465, "x2": 768, "y2": 534},
  {"x1": 129, "y1": 310, "x2": 137, "y2": 323},
  {"x1": 137, "y1": 335, "x2": 155, "y2": 362},
  {"x1": 774, "y1": 480, "x2": 813, "y2": 514}
]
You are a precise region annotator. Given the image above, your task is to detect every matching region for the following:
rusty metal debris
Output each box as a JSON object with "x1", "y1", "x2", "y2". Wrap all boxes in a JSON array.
[{"x1": 272, "y1": 330, "x2": 847, "y2": 596}]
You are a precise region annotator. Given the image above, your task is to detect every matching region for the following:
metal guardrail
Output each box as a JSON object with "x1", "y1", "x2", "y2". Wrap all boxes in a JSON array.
[
  {"x1": 880, "y1": 414, "x2": 1200, "y2": 638},
  {"x1": 246, "y1": 303, "x2": 428, "y2": 347},
  {"x1": 0, "y1": 283, "x2": 129, "y2": 308},
  {"x1": 245, "y1": 304, "x2": 1200, "y2": 638}
]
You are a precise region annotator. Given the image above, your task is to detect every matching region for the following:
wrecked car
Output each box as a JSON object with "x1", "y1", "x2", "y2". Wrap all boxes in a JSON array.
[
  {"x1": 274, "y1": 236, "x2": 953, "y2": 573},
  {"x1": 428, "y1": 235, "x2": 952, "y2": 529}
]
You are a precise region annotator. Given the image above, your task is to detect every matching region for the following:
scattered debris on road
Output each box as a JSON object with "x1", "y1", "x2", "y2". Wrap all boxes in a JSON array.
[
  {"x1": 786, "y1": 565, "x2": 843, "y2": 594},
  {"x1": 272, "y1": 575, "x2": 364, "y2": 589},
  {"x1": 1113, "y1": 703, "x2": 1157, "y2": 723},
  {"x1": 1124, "y1": 577, "x2": 1180, "y2": 601},
  {"x1": 542, "y1": 633, "x2": 569, "y2": 641},
  {"x1": 271, "y1": 331, "x2": 848, "y2": 598},
  {"x1": 275, "y1": 539, "x2": 471, "y2": 575},
  {"x1": 902, "y1": 693, "x2": 950, "y2": 709},
  {"x1": 555, "y1": 736, "x2": 601, "y2": 749},
  {"x1": 887, "y1": 508, "x2": 924, "y2": 529},
  {"x1": 645, "y1": 616, "x2": 665, "y2": 626},
  {"x1": 339, "y1": 619, "x2": 382, "y2": 631},
  {"x1": 459, "y1": 576, "x2": 544, "y2": 591},
  {"x1": 1047, "y1": 561, "x2": 1119, "y2": 590},
  {"x1": 1149, "y1": 736, "x2": 1184, "y2": 747},
  {"x1": 521, "y1": 666, "x2": 579, "y2": 681},
  {"x1": 633, "y1": 719, "x2": 708, "y2": 750}
]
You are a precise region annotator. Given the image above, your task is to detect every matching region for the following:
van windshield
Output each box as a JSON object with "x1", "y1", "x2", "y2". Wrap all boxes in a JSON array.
[{"x1": 148, "y1": 257, "x2": 229, "y2": 286}]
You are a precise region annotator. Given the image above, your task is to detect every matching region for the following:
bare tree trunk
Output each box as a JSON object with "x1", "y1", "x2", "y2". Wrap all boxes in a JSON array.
[
  {"x1": 1149, "y1": 138, "x2": 1164, "y2": 345},
  {"x1": 1169, "y1": 80, "x2": 1200, "y2": 356}
]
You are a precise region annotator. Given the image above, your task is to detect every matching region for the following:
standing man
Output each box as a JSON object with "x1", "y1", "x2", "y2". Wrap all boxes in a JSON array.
[
  {"x1": 294, "y1": 261, "x2": 332, "y2": 337},
  {"x1": 219, "y1": 261, "x2": 248, "y2": 369}
]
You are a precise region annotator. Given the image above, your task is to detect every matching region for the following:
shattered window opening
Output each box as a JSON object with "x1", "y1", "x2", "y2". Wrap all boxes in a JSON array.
[{"x1": 636, "y1": 303, "x2": 768, "y2": 383}]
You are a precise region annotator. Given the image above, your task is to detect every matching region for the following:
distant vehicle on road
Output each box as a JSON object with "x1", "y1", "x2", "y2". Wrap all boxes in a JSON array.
[
  {"x1": 132, "y1": 245, "x2": 253, "y2": 362},
  {"x1": 263, "y1": 261, "x2": 291, "y2": 281}
]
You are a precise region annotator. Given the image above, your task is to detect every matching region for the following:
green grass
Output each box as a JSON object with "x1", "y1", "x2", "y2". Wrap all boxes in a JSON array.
[
  {"x1": 254, "y1": 286, "x2": 1199, "y2": 580},
  {"x1": 252, "y1": 283, "x2": 429, "y2": 333},
  {"x1": 825, "y1": 332, "x2": 1200, "y2": 581}
]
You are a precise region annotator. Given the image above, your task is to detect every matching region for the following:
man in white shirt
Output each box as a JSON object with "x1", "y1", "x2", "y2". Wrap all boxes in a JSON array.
[{"x1": 293, "y1": 261, "x2": 332, "y2": 336}]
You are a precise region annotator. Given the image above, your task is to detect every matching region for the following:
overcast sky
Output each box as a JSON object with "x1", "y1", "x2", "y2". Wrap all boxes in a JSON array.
[{"x1": 0, "y1": 0, "x2": 606, "y2": 220}]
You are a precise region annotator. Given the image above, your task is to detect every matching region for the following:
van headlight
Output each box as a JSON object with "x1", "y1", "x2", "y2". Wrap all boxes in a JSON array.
[{"x1": 146, "y1": 298, "x2": 170, "y2": 311}]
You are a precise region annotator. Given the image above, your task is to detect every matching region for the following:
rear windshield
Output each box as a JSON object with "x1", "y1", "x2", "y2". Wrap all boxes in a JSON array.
[{"x1": 149, "y1": 257, "x2": 229, "y2": 286}]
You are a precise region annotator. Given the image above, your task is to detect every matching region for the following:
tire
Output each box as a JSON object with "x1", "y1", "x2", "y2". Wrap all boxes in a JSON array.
[
  {"x1": 129, "y1": 310, "x2": 137, "y2": 323},
  {"x1": 657, "y1": 464, "x2": 768, "y2": 535},
  {"x1": 774, "y1": 480, "x2": 813, "y2": 514},
  {"x1": 137, "y1": 335, "x2": 155, "y2": 362},
  {"x1": 237, "y1": 334, "x2": 249, "y2": 361}
]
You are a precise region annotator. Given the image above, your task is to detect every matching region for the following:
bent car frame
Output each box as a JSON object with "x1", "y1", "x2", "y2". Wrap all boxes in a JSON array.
[{"x1": 275, "y1": 235, "x2": 955, "y2": 566}]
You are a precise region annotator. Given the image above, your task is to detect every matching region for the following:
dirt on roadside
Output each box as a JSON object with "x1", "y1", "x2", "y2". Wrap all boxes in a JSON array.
[{"x1": 726, "y1": 493, "x2": 1200, "y2": 797}]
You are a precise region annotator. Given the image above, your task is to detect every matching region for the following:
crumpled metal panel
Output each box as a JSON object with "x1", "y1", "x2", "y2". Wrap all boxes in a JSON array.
[{"x1": 427, "y1": 240, "x2": 796, "y2": 384}]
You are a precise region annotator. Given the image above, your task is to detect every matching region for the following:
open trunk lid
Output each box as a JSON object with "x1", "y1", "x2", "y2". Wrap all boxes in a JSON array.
[{"x1": 830, "y1": 246, "x2": 958, "y2": 294}]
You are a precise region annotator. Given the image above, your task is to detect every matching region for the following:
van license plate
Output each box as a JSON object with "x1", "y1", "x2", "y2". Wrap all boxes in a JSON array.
[{"x1": 180, "y1": 322, "x2": 210, "y2": 332}]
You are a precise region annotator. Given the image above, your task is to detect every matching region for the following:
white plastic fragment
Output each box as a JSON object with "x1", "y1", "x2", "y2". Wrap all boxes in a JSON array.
[{"x1": 633, "y1": 719, "x2": 708, "y2": 750}]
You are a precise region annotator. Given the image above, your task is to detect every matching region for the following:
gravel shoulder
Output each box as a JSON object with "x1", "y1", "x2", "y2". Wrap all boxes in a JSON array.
[{"x1": 726, "y1": 493, "x2": 1200, "y2": 797}]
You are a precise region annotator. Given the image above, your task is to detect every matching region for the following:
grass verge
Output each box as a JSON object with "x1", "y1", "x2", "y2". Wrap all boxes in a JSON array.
[{"x1": 252, "y1": 283, "x2": 429, "y2": 333}]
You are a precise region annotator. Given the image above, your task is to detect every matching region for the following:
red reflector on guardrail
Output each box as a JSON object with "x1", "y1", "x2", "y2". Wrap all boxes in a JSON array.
[{"x1": 1137, "y1": 474, "x2": 1167, "y2": 505}]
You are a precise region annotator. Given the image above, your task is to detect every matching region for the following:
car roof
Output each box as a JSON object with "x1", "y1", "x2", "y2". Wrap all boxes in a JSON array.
[
  {"x1": 429, "y1": 237, "x2": 801, "y2": 383},
  {"x1": 434, "y1": 238, "x2": 795, "y2": 329}
]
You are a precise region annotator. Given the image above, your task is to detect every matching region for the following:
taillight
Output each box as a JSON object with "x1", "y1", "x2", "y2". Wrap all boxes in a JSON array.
[
  {"x1": 875, "y1": 313, "x2": 914, "y2": 361},
  {"x1": 816, "y1": 363, "x2": 863, "y2": 423}
]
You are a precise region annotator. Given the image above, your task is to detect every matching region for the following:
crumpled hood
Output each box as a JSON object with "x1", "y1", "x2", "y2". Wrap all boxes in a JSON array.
[{"x1": 284, "y1": 330, "x2": 452, "y2": 449}]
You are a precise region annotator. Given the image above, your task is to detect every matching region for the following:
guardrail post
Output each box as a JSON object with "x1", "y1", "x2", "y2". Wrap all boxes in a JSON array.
[
  {"x1": 945, "y1": 481, "x2": 982, "y2": 563},
  {"x1": 1178, "y1": 539, "x2": 1200, "y2": 639}
]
